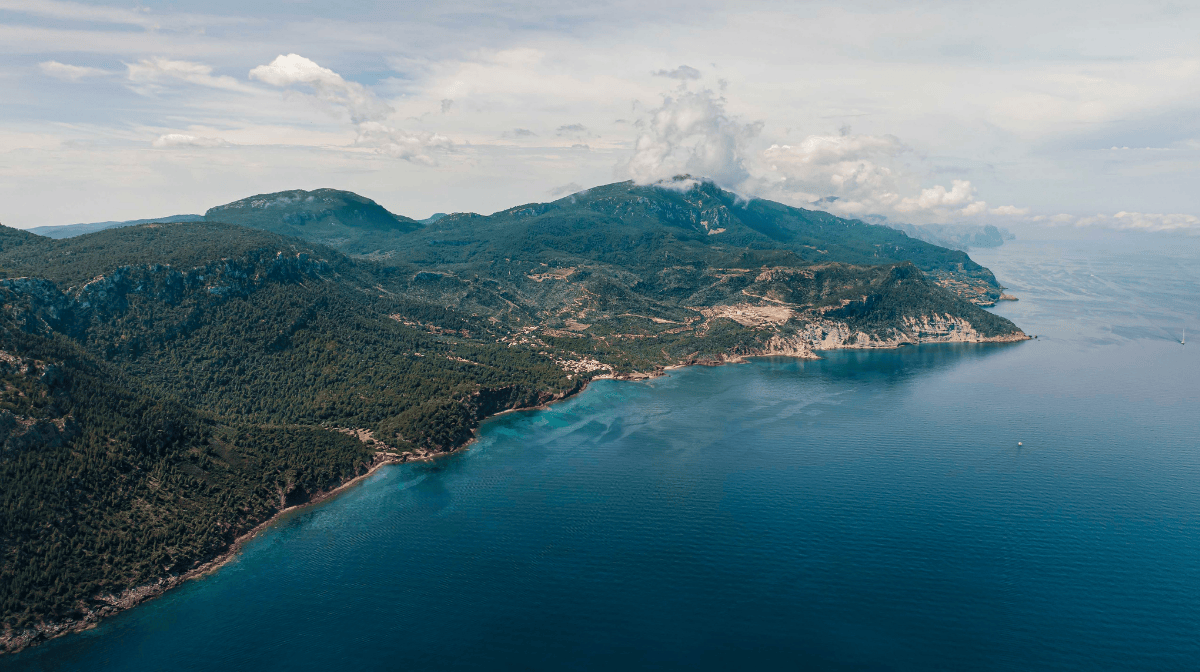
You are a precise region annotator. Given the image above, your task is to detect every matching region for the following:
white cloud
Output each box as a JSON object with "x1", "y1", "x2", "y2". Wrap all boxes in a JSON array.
[
  {"x1": 353, "y1": 122, "x2": 450, "y2": 165},
  {"x1": 3, "y1": 0, "x2": 159, "y2": 28},
  {"x1": 249, "y1": 54, "x2": 391, "y2": 124},
  {"x1": 251, "y1": 54, "x2": 451, "y2": 165},
  {"x1": 897, "y1": 180, "x2": 976, "y2": 211},
  {"x1": 758, "y1": 133, "x2": 1003, "y2": 223},
  {"x1": 959, "y1": 200, "x2": 988, "y2": 216},
  {"x1": 761, "y1": 132, "x2": 906, "y2": 208},
  {"x1": 990, "y1": 205, "x2": 1030, "y2": 216},
  {"x1": 151, "y1": 133, "x2": 230, "y2": 148},
  {"x1": 652, "y1": 65, "x2": 701, "y2": 80},
  {"x1": 39, "y1": 60, "x2": 111, "y2": 81},
  {"x1": 127, "y1": 58, "x2": 250, "y2": 93},
  {"x1": 621, "y1": 89, "x2": 761, "y2": 188}
]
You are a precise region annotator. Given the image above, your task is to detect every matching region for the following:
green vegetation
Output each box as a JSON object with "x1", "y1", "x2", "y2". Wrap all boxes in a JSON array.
[
  {"x1": 1, "y1": 178, "x2": 1024, "y2": 639},
  {"x1": 204, "y1": 188, "x2": 420, "y2": 255}
]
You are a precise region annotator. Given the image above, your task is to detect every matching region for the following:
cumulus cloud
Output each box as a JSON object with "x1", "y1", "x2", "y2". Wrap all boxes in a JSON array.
[
  {"x1": 615, "y1": 91, "x2": 1055, "y2": 224},
  {"x1": 958, "y1": 200, "x2": 989, "y2": 216},
  {"x1": 621, "y1": 89, "x2": 761, "y2": 189},
  {"x1": 897, "y1": 179, "x2": 977, "y2": 211},
  {"x1": 127, "y1": 58, "x2": 248, "y2": 92},
  {"x1": 251, "y1": 53, "x2": 450, "y2": 164},
  {"x1": 556, "y1": 123, "x2": 588, "y2": 135},
  {"x1": 39, "y1": 60, "x2": 111, "y2": 81},
  {"x1": 249, "y1": 54, "x2": 391, "y2": 123},
  {"x1": 652, "y1": 65, "x2": 702, "y2": 80},
  {"x1": 151, "y1": 133, "x2": 230, "y2": 148},
  {"x1": 762, "y1": 132, "x2": 906, "y2": 211},
  {"x1": 757, "y1": 132, "x2": 1041, "y2": 223}
]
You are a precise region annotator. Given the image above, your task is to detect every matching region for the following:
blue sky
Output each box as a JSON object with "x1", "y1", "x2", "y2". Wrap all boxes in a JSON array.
[{"x1": 1, "y1": 0, "x2": 1198, "y2": 233}]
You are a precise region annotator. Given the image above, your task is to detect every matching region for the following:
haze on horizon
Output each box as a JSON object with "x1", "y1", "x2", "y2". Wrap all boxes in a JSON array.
[{"x1": 1, "y1": 0, "x2": 1198, "y2": 235}]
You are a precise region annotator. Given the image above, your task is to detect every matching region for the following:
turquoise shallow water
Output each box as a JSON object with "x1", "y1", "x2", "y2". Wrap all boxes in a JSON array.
[{"x1": 6, "y1": 233, "x2": 1200, "y2": 670}]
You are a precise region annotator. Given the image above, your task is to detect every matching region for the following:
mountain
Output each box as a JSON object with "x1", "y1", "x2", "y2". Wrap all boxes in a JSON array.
[
  {"x1": 389, "y1": 179, "x2": 1009, "y2": 305},
  {"x1": 859, "y1": 215, "x2": 1015, "y2": 251},
  {"x1": 0, "y1": 223, "x2": 576, "y2": 647},
  {"x1": 204, "y1": 179, "x2": 1008, "y2": 306},
  {"x1": 204, "y1": 188, "x2": 420, "y2": 255},
  {"x1": 27, "y1": 215, "x2": 205, "y2": 240},
  {"x1": 1, "y1": 178, "x2": 1026, "y2": 651}
]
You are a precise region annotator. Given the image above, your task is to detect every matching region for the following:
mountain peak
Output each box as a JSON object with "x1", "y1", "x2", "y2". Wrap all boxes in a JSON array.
[{"x1": 204, "y1": 188, "x2": 419, "y2": 254}]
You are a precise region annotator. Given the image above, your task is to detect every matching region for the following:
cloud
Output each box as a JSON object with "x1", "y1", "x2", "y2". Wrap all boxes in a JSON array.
[
  {"x1": 762, "y1": 133, "x2": 906, "y2": 207},
  {"x1": 652, "y1": 65, "x2": 702, "y2": 80},
  {"x1": 548, "y1": 182, "x2": 584, "y2": 197},
  {"x1": 509, "y1": 128, "x2": 536, "y2": 137},
  {"x1": 353, "y1": 122, "x2": 450, "y2": 165},
  {"x1": 756, "y1": 133, "x2": 1053, "y2": 223},
  {"x1": 151, "y1": 133, "x2": 230, "y2": 148},
  {"x1": 39, "y1": 60, "x2": 111, "y2": 81},
  {"x1": 556, "y1": 123, "x2": 588, "y2": 135},
  {"x1": 250, "y1": 53, "x2": 392, "y2": 124},
  {"x1": 251, "y1": 54, "x2": 450, "y2": 164},
  {"x1": 621, "y1": 88, "x2": 761, "y2": 189},
  {"x1": 959, "y1": 200, "x2": 988, "y2": 216},
  {"x1": 127, "y1": 58, "x2": 249, "y2": 93},
  {"x1": 4, "y1": 0, "x2": 159, "y2": 28},
  {"x1": 897, "y1": 179, "x2": 976, "y2": 211}
]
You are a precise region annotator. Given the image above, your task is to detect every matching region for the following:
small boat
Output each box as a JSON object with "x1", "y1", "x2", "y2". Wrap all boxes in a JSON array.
[{"x1": 1017, "y1": 442, "x2": 1023, "y2": 447}]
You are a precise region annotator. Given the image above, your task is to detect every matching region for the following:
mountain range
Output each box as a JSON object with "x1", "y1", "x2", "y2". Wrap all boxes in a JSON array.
[{"x1": 0, "y1": 178, "x2": 1026, "y2": 652}]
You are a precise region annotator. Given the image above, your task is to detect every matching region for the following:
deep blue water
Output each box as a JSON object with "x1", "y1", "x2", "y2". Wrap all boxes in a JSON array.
[{"x1": 6, "y1": 234, "x2": 1200, "y2": 671}]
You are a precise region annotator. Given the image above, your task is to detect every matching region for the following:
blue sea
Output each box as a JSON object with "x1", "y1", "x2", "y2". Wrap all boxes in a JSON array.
[{"x1": 6, "y1": 233, "x2": 1199, "y2": 671}]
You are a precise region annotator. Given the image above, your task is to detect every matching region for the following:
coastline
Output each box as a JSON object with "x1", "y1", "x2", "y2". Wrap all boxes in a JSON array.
[
  {"x1": 0, "y1": 381, "x2": 593, "y2": 657},
  {"x1": 1, "y1": 450, "x2": 412, "y2": 656},
  {"x1": 1, "y1": 329, "x2": 1028, "y2": 656}
]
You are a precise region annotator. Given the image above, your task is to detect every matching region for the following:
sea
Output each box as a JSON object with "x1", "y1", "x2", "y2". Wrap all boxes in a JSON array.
[{"x1": 5, "y1": 232, "x2": 1199, "y2": 671}]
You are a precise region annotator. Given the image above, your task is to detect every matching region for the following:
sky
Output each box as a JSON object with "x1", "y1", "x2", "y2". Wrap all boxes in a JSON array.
[{"x1": 1, "y1": 0, "x2": 1199, "y2": 234}]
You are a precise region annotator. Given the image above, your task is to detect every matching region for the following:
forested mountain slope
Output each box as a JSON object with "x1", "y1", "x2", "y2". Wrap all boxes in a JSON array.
[
  {"x1": 28, "y1": 215, "x2": 204, "y2": 240},
  {"x1": 204, "y1": 188, "x2": 420, "y2": 255}
]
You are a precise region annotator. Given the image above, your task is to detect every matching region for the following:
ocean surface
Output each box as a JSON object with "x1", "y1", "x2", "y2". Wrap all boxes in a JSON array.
[{"x1": 6, "y1": 233, "x2": 1199, "y2": 671}]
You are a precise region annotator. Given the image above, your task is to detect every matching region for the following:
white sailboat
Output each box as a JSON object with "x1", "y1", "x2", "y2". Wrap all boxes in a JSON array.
[{"x1": 1182, "y1": 327, "x2": 1186, "y2": 345}]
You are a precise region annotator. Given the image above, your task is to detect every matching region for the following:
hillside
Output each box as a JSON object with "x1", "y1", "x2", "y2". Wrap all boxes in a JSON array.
[
  {"x1": 27, "y1": 215, "x2": 204, "y2": 240},
  {"x1": 204, "y1": 189, "x2": 420, "y2": 255},
  {"x1": 202, "y1": 180, "x2": 1007, "y2": 306},
  {"x1": 1, "y1": 179, "x2": 1026, "y2": 651}
]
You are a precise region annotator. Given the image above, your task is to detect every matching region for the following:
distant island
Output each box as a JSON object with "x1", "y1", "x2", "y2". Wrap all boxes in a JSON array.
[{"x1": 0, "y1": 178, "x2": 1026, "y2": 653}]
